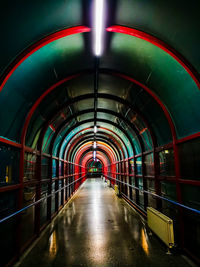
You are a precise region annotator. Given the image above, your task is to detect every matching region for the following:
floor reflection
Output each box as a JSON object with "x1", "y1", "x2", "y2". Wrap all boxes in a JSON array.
[
  {"x1": 88, "y1": 180, "x2": 107, "y2": 263},
  {"x1": 141, "y1": 228, "x2": 149, "y2": 256},
  {"x1": 20, "y1": 179, "x2": 191, "y2": 267},
  {"x1": 49, "y1": 231, "x2": 58, "y2": 258}
]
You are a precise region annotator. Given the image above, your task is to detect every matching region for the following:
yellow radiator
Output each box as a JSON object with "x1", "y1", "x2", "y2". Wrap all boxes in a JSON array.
[{"x1": 147, "y1": 207, "x2": 174, "y2": 248}]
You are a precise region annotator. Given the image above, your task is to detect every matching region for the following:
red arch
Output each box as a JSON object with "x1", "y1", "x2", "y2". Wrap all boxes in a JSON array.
[
  {"x1": 73, "y1": 141, "x2": 117, "y2": 164},
  {"x1": 0, "y1": 26, "x2": 90, "y2": 92},
  {"x1": 63, "y1": 129, "x2": 125, "y2": 161},
  {"x1": 0, "y1": 26, "x2": 195, "y2": 145},
  {"x1": 107, "y1": 25, "x2": 200, "y2": 89}
]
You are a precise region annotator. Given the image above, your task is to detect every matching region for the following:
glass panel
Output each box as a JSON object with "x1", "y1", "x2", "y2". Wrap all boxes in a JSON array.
[
  {"x1": 58, "y1": 180, "x2": 63, "y2": 208},
  {"x1": 63, "y1": 179, "x2": 66, "y2": 201},
  {"x1": 64, "y1": 162, "x2": 67, "y2": 176},
  {"x1": 183, "y1": 210, "x2": 200, "y2": 258},
  {"x1": 181, "y1": 184, "x2": 200, "y2": 255},
  {"x1": 141, "y1": 129, "x2": 153, "y2": 151},
  {"x1": 136, "y1": 157, "x2": 142, "y2": 175},
  {"x1": 129, "y1": 159, "x2": 135, "y2": 175},
  {"x1": 66, "y1": 178, "x2": 70, "y2": 201},
  {"x1": 0, "y1": 143, "x2": 20, "y2": 186},
  {"x1": 161, "y1": 182, "x2": 179, "y2": 243},
  {"x1": 0, "y1": 190, "x2": 17, "y2": 266},
  {"x1": 24, "y1": 153, "x2": 36, "y2": 181},
  {"x1": 127, "y1": 82, "x2": 172, "y2": 146},
  {"x1": 40, "y1": 183, "x2": 48, "y2": 227},
  {"x1": 181, "y1": 184, "x2": 200, "y2": 210},
  {"x1": 42, "y1": 156, "x2": 49, "y2": 180},
  {"x1": 130, "y1": 176, "x2": 136, "y2": 203},
  {"x1": 70, "y1": 164, "x2": 74, "y2": 174},
  {"x1": 159, "y1": 149, "x2": 175, "y2": 176},
  {"x1": 161, "y1": 181, "x2": 177, "y2": 200},
  {"x1": 59, "y1": 161, "x2": 64, "y2": 176},
  {"x1": 42, "y1": 127, "x2": 54, "y2": 154},
  {"x1": 146, "y1": 179, "x2": 156, "y2": 209},
  {"x1": 21, "y1": 185, "x2": 36, "y2": 246},
  {"x1": 128, "y1": 111, "x2": 153, "y2": 151},
  {"x1": 138, "y1": 177, "x2": 144, "y2": 208},
  {"x1": 0, "y1": 190, "x2": 17, "y2": 219},
  {"x1": 144, "y1": 153, "x2": 154, "y2": 176},
  {"x1": 51, "y1": 181, "x2": 55, "y2": 215},
  {"x1": 178, "y1": 138, "x2": 200, "y2": 180},
  {"x1": 52, "y1": 159, "x2": 57, "y2": 178}
]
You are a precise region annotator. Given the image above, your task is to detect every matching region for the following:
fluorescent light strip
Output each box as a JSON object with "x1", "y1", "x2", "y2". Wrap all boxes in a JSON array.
[
  {"x1": 94, "y1": 125, "x2": 97, "y2": 133},
  {"x1": 93, "y1": 150, "x2": 96, "y2": 160},
  {"x1": 93, "y1": 141, "x2": 97, "y2": 148},
  {"x1": 94, "y1": 0, "x2": 104, "y2": 56}
]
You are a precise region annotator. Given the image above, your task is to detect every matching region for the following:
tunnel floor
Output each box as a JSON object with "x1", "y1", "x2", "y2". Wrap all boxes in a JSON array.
[{"x1": 17, "y1": 178, "x2": 192, "y2": 267}]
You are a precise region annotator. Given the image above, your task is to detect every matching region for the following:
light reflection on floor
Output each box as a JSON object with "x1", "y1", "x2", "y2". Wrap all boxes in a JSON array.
[
  {"x1": 49, "y1": 231, "x2": 57, "y2": 258},
  {"x1": 19, "y1": 178, "x2": 191, "y2": 267},
  {"x1": 88, "y1": 180, "x2": 107, "y2": 263},
  {"x1": 141, "y1": 228, "x2": 149, "y2": 256}
]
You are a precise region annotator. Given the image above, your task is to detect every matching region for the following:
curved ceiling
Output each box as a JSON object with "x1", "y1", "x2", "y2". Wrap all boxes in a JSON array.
[{"x1": 0, "y1": 0, "x2": 200, "y2": 167}]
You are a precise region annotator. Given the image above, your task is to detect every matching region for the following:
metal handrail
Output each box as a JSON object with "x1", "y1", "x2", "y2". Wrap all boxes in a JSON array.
[
  {"x1": 0, "y1": 175, "x2": 86, "y2": 224},
  {"x1": 104, "y1": 174, "x2": 200, "y2": 214}
]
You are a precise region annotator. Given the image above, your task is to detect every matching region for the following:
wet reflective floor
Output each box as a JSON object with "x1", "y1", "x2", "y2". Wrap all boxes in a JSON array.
[{"x1": 17, "y1": 179, "x2": 192, "y2": 267}]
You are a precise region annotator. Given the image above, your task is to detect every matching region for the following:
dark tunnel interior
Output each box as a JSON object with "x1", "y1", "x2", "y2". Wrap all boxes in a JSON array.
[{"x1": 0, "y1": 0, "x2": 200, "y2": 266}]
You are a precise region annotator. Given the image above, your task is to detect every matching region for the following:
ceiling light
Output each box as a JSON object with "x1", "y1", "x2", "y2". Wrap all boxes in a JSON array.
[
  {"x1": 93, "y1": 141, "x2": 97, "y2": 148},
  {"x1": 93, "y1": 0, "x2": 104, "y2": 56},
  {"x1": 94, "y1": 125, "x2": 97, "y2": 133}
]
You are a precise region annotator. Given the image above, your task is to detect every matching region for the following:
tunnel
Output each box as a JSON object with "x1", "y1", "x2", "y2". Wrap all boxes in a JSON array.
[{"x1": 0, "y1": 0, "x2": 200, "y2": 266}]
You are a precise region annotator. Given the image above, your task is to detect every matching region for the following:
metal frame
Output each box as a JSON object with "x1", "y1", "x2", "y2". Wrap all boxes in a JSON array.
[{"x1": 0, "y1": 22, "x2": 200, "y2": 264}]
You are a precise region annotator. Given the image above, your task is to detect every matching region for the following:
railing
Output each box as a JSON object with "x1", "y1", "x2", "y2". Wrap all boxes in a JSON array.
[
  {"x1": 104, "y1": 175, "x2": 200, "y2": 215},
  {"x1": 0, "y1": 175, "x2": 86, "y2": 224},
  {"x1": 1, "y1": 174, "x2": 199, "y2": 225}
]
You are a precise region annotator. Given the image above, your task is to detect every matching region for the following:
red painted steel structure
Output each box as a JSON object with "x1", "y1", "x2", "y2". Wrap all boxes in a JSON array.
[
  {"x1": 65, "y1": 134, "x2": 123, "y2": 164},
  {"x1": 0, "y1": 23, "x2": 200, "y2": 266},
  {"x1": 62, "y1": 128, "x2": 126, "y2": 161}
]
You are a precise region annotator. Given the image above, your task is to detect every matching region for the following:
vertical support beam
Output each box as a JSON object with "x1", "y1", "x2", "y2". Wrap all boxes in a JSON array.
[
  {"x1": 115, "y1": 163, "x2": 118, "y2": 188},
  {"x1": 124, "y1": 160, "x2": 127, "y2": 195},
  {"x1": 134, "y1": 155, "x2": 139, "y2": 205},
  {"x1": 119, "y1": 162, "x2": 122, "y2": 193},
  {"x1": 67, "y1": 162, "x2": 70, "y2": 200},
  {"x1": 142, "y1": 153, "x2": 148, "y2": 210},
  {"x1": 55, "y1": 159, "x2": 59, "y2": 213},
  {"x1": 15, "y1": 146, "x2": 25, "y2": 257},
  {"x1": 57, "y1": 147, "x2": 64, "y2": 207},
  {"x1": 128, "y1": 159, "x2": 133, "y2": 200},
  {"x1": 47, "y1": 156, "x2": 52, "y2": 221},
  {"x1": 173, "y1": 142, "x2": 184, "y2": 247},
  {"x1": 63, "y1": 161, "x2": 67, "y2": 203},
  {"x1": 61, "y1": 162, "x2": 64, "y2": 207},
  {"x1": 73, "y1": 163, "x2": 75, "y2": 193},
  {"x1": 71, "y1": 163, "x2": 73, "y2": 194},
  {"x1": 65, "y1": 162, "x2": 68, "y2": 201},
  {"x1": 154, "y1": 150, "x2": 162, "y2": 210},
  {"x1": 35, "y1": 152, "x2": 41, "y2": 235},
  {"x1": 71, "y1": 163, "x2": 74, "y2": 194},
  {"x1": 69, "y1": 163, "x2": 71, "y2": 197},
  {"x1": 126, "y1": 159, "x2": 131, "y2": 199}
]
